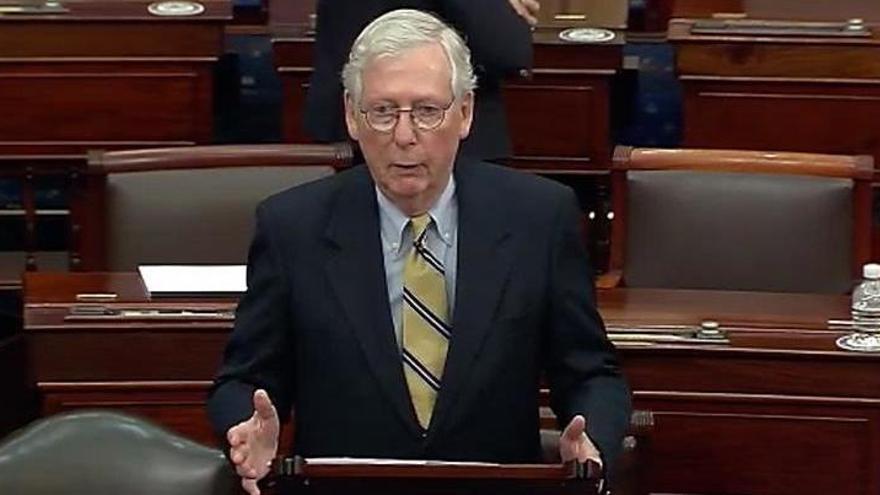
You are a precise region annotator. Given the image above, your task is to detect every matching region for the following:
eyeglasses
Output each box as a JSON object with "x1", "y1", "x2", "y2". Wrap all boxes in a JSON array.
[{"x1": 359, "y1": 100, "x2": 454, "y2": 133}]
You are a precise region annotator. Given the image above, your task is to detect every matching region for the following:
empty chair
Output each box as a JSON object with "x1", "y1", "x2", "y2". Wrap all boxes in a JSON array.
[
  {"x1": 72, "y1": 143, "x2": 352, "y2": 270},
  {"x1": 606, "y1": 146, "x2": 873, "y2": 293},
  {"x1": 0, "y1": 410, "x2": 235, "y2": 495}
]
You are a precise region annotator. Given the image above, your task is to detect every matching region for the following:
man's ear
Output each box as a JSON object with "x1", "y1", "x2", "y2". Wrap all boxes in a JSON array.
[
  {"x1": 343, "y1": 91, "x2": 360, "y2": 141},
  {"x1": 458, "y1": 91, "x2": 474, "y2": 140}
]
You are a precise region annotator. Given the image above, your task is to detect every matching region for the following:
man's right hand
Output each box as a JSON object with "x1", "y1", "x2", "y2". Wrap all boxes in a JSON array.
[{"x1": 227, "y1": 389, "x2": 280, "y2": 495}]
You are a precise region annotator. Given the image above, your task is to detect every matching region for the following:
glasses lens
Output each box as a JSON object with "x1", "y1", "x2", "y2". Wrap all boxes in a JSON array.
[
  {"x1": 412, "y1": 105, "x2": 444, "y2": 130},
  {"x1": 367, "y1": 107, "x2": 397, "y2": 132}
]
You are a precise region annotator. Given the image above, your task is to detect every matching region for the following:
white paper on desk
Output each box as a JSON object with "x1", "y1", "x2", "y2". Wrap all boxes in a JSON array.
[
  {"x1": 305, "y1": 457, "x2": 500, "y2": 467},
  {"x1": 138, "y1": 265, "x2": 247, "y2": 295}
]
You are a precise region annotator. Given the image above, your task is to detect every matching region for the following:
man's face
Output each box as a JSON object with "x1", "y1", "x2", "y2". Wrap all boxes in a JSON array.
[{"x1": 345, "y1": 42, "x2": 473, "y2": 213}]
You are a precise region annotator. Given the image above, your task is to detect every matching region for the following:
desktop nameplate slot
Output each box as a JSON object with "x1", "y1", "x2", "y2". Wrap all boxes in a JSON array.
[
  {"x1": 606, "y1": 322, "x2": 730, "y2": 346},
  {"x1": 691, "y1": 19, "x2": 872, "y2": 38},
  {"x1": 0, "y1": 3, "x2": 69, "y2": 15},
  {"x1": 65, "y1": 304, "x2": 234, "y2": 321}
]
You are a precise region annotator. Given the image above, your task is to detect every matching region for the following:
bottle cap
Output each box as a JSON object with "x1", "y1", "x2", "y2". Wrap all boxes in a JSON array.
[{"x1": 864, "y1": 263, "x2": 880, "y2": 279}]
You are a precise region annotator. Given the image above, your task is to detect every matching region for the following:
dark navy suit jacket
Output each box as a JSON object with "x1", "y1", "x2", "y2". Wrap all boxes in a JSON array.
[{"x1": 208, "y1": 159, "x2": 631, "y2": 470}]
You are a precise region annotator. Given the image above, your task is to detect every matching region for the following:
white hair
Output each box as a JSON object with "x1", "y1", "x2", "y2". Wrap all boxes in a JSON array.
[{"x1": 342, "y1": 9, "x2": 477, "y2": 106}]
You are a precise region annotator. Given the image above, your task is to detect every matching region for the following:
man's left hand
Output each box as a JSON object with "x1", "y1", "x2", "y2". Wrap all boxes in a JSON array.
[{"x1": 559, "y1": 415, "x2": 602, "y2": 465}]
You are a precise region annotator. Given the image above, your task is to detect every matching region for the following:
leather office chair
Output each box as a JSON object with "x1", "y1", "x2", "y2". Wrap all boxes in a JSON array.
[
  {"x1": 0, "y1": 410, "x2": 235, "y2": 495},
  {"x1": 73, "y1": 143, "x2": 353, "y2": 271},
  {"x1": 604, "y1": 146, "x2": 873, "y2": 293}
]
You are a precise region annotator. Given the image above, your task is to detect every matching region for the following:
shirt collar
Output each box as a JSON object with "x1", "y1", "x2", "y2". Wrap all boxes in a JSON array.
[{"x1": 376, "y1": 176, "x2": 456, "y2": 255}]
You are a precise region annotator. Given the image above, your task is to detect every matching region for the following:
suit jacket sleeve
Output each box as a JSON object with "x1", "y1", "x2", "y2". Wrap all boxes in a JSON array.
[
  {"x1": 438, "y1": 0, "x2": 533, "y2": 76},
  {"x1": 207, "y1": 202, "x2": 295, "y2": 440},
  {"x1": 544, "y1": 189, "x2": 632, "y2": 471}
]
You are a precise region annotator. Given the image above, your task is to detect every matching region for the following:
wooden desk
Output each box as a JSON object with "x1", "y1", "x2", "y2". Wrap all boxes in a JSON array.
[
  {"x1": 669, "y1": 18, "x2": 880, "y2": 167},
  {"x1": 22, "y1": 273, "x2": 879, "y2": 494},
  {"x1": 271, "y1": 26, "x2": 623, "y2": 173},
  {"x1": 22, "y1": 272, "x2": 231, "y2": 445},
  {"x1": 0, "y1": 0, "x2": 231, "y2": 274},
  {"x1": 604, "y1": 289, "x2": 877, "y2": 494}
]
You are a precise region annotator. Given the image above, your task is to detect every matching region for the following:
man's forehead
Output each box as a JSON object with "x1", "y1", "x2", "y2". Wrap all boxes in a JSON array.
[
  {"x1": 360, "y1": 43, "x2": 454, "y2": 103},
  {"x1": 363, "y1": 42, "x2": 450, "y2": 77}
]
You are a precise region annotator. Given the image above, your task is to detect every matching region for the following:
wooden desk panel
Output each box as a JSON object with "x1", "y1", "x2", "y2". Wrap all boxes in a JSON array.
[
  {"x1": 670, "y1": 19, "x2": 880, "y2": 165},
  {"x1": 636, "y1": 399, "x2": 876, "y2": 495},
  {"x1": 40, "y1": 381, "x2": 217, "y2": 446},
  {"x1": 0, "y1": 0, "x2": 229, "y2": 155},
  {"x1": 22, "y1": 274, "x2": 880, "y2": 493},
  {"x1": 0, "y1": 62, "x2": 212, "y2": 146},
  {"x1": 681, "y1": 78, "x2": 880, "y2": 161}
]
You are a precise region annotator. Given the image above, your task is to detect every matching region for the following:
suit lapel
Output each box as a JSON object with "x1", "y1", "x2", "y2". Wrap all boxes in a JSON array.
[
  {"x1": 324, "y1": 167, "x2": 421, "y2": 435},
  {"x1": 431, "y1": 160, "x2": 513, "y2": 432}
]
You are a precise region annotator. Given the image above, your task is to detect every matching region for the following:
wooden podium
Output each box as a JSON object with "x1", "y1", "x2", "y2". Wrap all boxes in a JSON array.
[{"x1": 265, "y1": 457, "x2": 602, "y2": 495}]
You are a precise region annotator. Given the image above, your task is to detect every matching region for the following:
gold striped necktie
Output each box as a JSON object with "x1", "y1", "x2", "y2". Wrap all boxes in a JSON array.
[{"x1": 401, "y1": 214, "x2": 450, "y2": 429}]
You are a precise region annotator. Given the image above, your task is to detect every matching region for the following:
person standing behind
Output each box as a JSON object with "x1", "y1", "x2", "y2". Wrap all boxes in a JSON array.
[{"x1": 303, "y1": 0, "x2": 540, "y2": 161}]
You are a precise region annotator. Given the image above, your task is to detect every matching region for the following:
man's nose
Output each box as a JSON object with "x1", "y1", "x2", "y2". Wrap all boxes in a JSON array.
[{"x1": 393, "y1": 112, "x2": 418, "y2": 146}]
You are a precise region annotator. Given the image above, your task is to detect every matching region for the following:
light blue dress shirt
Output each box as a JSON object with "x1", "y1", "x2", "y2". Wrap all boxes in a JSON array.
[{"x1": 376, "y1": 177, "x2": 458, "y2": 346}]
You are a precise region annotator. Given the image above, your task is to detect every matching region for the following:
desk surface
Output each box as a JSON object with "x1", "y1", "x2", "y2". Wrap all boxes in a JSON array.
[{"x1": 24, "y1": 271, "x2": 852, "y2": 336}]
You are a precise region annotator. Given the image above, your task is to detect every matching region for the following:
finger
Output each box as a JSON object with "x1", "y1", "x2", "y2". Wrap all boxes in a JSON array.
[
  {"x1": 253, "y1": 389, "x2": 277, "y2": 421},
  {"x1": 519, "y1": 0, "x2": 540, "y2": 24},
  {"x1": 228, "y1": 419, "x2": 256, "y2": 446},
  {"x1": 579, "y1": 433, "x2": 601, "y2": 463},
  {"x1": 576, "y1": 439, "x2": 590, "y2": 463},
  {"x1": 510, "y1": 0, "x2": 538, "y2": 26},
  {"x1": 562, "y1": 415, "x2": 586, "y2": 441},
  {"x1": 508, "y1": 0, "x2": 528, "y2": 18},
  {"x1": 236, "y1": 461, "x2": 258, "y2": 480},
  {"x1": 242, "y1": 478, "x2": 261, "y2": 495},
  {"x1": 230, "y1": 448, "x2": 244, "y2": 465},
  {"x1": 231, "y1": 443, "x2": 251, "y2": 465},
  {"x1": 227, "y1": 426, "x2": 243, "y2": 446}
]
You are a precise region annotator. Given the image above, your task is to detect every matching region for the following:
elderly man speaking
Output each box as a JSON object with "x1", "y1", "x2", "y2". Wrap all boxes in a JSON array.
[{"x1": 207, "y1": 9, "x2": 631, "y2": 495}]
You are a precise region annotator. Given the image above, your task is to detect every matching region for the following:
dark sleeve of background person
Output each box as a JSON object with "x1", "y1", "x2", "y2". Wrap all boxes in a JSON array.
[{"x1": 436, "y1": 0, "x2": 533, "y2": 78}]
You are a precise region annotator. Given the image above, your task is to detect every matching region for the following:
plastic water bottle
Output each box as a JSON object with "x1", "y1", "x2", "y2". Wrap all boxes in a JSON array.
[{"x1": 851, "y1": 263, "x2": 880, "y2": 333}]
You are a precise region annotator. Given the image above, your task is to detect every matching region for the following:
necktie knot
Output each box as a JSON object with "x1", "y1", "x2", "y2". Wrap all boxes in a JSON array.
[{"x1": 409, "y1": 214, "x2": 432, "y2": 240}]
